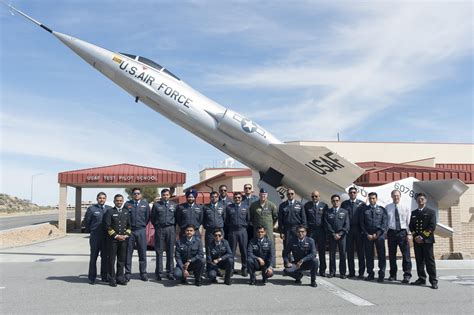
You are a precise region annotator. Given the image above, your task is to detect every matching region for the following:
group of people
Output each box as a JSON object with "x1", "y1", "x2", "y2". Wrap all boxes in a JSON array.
[{"x1": 84, "y1": 184, "x2": 438, "y2": 289}]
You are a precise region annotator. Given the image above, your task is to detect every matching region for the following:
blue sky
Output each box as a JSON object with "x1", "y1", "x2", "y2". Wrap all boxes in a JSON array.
[{"x1": 1, "y1": 0, "x2": 472, "y2": 206}]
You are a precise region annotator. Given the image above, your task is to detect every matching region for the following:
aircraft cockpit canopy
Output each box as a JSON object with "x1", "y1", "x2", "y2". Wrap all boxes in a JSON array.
[{"x1": 119, "y1": 52, "x2": 180, "y2": 81}]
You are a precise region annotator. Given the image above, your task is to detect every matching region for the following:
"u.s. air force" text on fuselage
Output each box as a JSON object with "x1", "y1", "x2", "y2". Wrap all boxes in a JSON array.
[{"x1": 116, "y1": 57, "x2": 193, "y2": 108}]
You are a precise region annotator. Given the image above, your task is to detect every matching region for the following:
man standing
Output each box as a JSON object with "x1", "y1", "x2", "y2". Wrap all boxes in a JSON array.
[
  {"x1": 202, "y1": 191, "x2": 226, "y2": 255},
  {"x1": 150, "y1": 188, "x2": 177, "y2": 281},
  {"x1": 104, "y1": 194, "x2": 131, "y2": 287},
  {"x1": 242, "y1": 184, "x2": 258, "y2": 241},
  {"x1": 84, "y1": 192, "x2": 111, "y2": 284},
  {"x1": 304, "y1": 190, "x2": 328, "y2": 277},
  {"x1": 324, "y1": 194, "x2": 350, "y2": 279},
  {"x1": 283, "y1": 226, "x2": 318, "y2": 287},
  {"x1": 124, "y1": 188, "x2": 150, "y2": 282},
  {"x1": 409, "y1": 193, "x2": 438, "y2": 289},
  {"x1": 249, "y1": 188, "x2": 278, "y2": 267},
  {"x1": 360, "y1": 192, "x2": 388, "y2": 282},
  {"x1": 386, "y1": 190, "x2": 412, "y2": 283},
  {"x1": 176, "y1": 189, "x2": 203, "y2": 237},
  {"x1": 225, "y1": 192, "x2": 250, "y2": 277},
  {"x1": 247, "y1": 225, "x2": 275, "y2": 285},
  {"x1": 219, "y1": 185, "x2": 232, "y2": 241},
  {"x1": 207, "y1": 228, "x2": 233, "y2": 285},
  {"x1": 218, "y1": 185, "x2": 233, "y2": 206},
  {"x1": 278, "y1": 189, "x2": 307, "y2": 264},
  {"x1": 174, "y1": 224, "x2": 205, "y2": 286},
  {"x1": 341, "y1": 187, "x2": 365, "y2": 279}
]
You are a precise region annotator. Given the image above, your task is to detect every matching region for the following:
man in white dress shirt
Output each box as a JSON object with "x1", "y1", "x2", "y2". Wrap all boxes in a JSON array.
[{"x1": 385, "y1": 190, "x2": 412, "y2": 283}]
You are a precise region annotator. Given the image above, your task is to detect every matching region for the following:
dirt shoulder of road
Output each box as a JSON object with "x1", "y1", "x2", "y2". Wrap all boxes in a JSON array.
[{"x1": 0, "y1": 223, "x2": 66, "y2": 249}]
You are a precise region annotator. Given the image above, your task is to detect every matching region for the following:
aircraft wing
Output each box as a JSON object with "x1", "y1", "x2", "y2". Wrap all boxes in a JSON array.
[
  {"x1": 414, "y1": 179, "x2": 468, "y2": 209},
  {"x1": 268, "y1": 143, "x2": 364, "y2": 197}
]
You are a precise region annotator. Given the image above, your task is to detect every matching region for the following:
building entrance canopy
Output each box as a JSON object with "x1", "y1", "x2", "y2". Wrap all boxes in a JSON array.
[{"x1": 57, "y1": 163, "x2": 186, "y2": 232}]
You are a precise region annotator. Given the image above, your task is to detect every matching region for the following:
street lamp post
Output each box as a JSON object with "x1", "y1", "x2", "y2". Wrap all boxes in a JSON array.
[{"x1": 30, "y1": 173, "x2": 45, "y2": 204}]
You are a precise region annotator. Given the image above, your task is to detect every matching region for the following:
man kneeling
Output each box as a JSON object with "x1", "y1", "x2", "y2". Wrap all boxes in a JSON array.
[
  {"x1": 174, "y1": 224, "x2": 205, "y2": 286},
  {"x1": 283, "y1": 225, "x2": 318, "y2": 287},
  {"x1": 247, "y1": 225, "x2": 275, "y2": 285},
  {"x1": 207, "y1": 228, "x2": 233, "y2": 285}
]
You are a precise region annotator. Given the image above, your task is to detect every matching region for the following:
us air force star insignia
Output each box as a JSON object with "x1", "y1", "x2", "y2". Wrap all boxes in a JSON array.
[{"x1": 241, "y1": 118, "x2": 257, "y2": 133}]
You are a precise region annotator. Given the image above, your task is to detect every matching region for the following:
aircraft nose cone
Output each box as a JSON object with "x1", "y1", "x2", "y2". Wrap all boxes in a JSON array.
[{"x1": 53, "y1": 32, "x2": 113, "y2": 67}]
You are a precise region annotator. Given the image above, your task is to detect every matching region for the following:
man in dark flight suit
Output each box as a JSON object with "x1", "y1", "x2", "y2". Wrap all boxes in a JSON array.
[
  {"x1": 124, "y1": 187, "x2": 150, "y2": 282},
  {"x1": 304, "y1": 190, "x2": 328, "y2": 277},
  {"x1": 84, "y1": 192, "x2": 111, "y2": 284},
  {"x1": 360, "y1": 192, "x2": 388, "y2": 282},
  {"x1": 283, "y1": 226, "x2": 318, "y2": 287},
  {"x1": 207, "y1": 228, "x2": 233, "y2": 285},
  {"x1": 174, "y1": 224, "x2": 205, "y2": 286},
  {"x1": 150, "y1": 188, "x2": 177, "y2": 281},
  {"x1": 341, "y1": 187, "x2": 365, "y2": 279},
  {"x1": 324, "y1": 194, "x2": 350, "y2": 278}
]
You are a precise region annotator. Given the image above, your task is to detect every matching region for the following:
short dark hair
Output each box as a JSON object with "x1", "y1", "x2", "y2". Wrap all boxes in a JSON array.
[
  {"x1": 132, "y1": 187, "x2": 141, "y2": 193},
  {"x1": 331, "y1": 194, "x2": 340, "y2": 201},
  {"x1": 348, "y1": 187, "x2": 357, "y2": 193},
  {"x1": 210, "y1": 191, "x2": 218, "y2": 197},
  {"x1": 296, "y1": 225, "x2": 306, "y2": 232},
  {"x1": 219, "y1": 185, "x2": 227, "y2": 190},
  {"x1": 185, "y1": 224, "x2": 196, "y2": 231},
  {"x1": 114, "y1": 194, "x2": 123, "y2": 200},
  {"x1": 256, "y1": 225, "x2": 266, "y2": 231},
  {"x1": 161, "y1": 188, "x2": 170, "y2": 194},
  {"x1": 233, "y1": 191, "x2": 242, "y2": 197},
  {"x1": 97, "y1": 192, "x2": 107, "y2": 198},
  {"x1": 416, "y1": 192, "x2": 427, "y2": 199},
  {"x1": 213, "y1": 228, "x2": 223, "y2": 235},
  {"x1": 368, "y1": 192, "x2": 378, "y2": 198}
]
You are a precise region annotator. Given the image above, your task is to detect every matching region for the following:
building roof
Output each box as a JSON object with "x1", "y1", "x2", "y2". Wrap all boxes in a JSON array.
[
  {"x1": 355, "y1": 162, "x2": 474, "y2": 186},
  {"x1": 187, "y1": 169, "x2": 252, "y2": 190},
  {"x1": 58, "y1": 163, "x2": 186, "y2": 187}
]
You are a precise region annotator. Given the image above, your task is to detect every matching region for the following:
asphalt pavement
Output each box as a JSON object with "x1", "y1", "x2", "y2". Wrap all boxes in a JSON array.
[
  {"x1": 0, "y1": 234, "x2": 473, "y2": 314},
  {"x1": 0, "y1": 212, "x2": 76, "y2": 231}
]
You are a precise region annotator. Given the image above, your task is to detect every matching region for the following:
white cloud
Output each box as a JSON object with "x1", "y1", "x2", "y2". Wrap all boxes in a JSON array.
[
  {"x1": 0, "y1": 111, "x2": 180, "y2": 168},
  {"x1": 204, "y1": 2, "x2": 473, "y2": 140}
]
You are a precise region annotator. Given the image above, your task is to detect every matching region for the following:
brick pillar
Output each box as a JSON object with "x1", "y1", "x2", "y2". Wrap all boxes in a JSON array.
[{"x1": 449, "y1": 205, "x2": 463, "y2": 253}]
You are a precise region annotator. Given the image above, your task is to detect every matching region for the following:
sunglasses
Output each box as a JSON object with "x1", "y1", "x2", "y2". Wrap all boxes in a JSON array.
[
  {"x1": 349, "y1": 191, "x2": 357, "y2": 194},
  {"x1": 214, "y1": 234, "x2": 222, "y2": 237},
  {"x1": 244, "y1": 187, "x2": 252, "y2": 190},
  {"x1": 287, "y1": 192, "x2": 295, "y2": 195},
  {"x1": 133, "y1": 192, "x2": 141, "y2": 195},
  {"x1": 220, "y1": 189, "x2": 227, "y2": 192},
  {"x1": 311, "y1": 195, "x2": 319, "y2": 198}
]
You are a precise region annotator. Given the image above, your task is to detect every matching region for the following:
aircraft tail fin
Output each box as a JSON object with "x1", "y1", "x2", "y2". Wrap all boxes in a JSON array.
[{"x1": 414, "y1": 179, "x2": 468, "y2": 209}]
